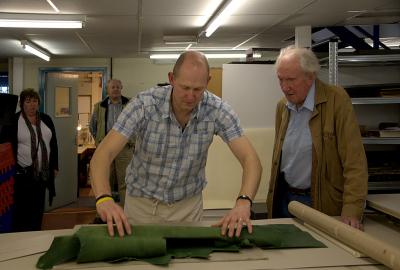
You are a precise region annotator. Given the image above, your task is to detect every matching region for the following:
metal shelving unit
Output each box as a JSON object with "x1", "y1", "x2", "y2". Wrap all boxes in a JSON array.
[
  {"x1": 326, "y1": 45, "x2": 400, "y2": 193},
  {"x1": 352, "y1": 97, "x2": 400, "y2": 105},
  {"x1": 362, "y1": 137, "x2": 400, "y2": 145}
]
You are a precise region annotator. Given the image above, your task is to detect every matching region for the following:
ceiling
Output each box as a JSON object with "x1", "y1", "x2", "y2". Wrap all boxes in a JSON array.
[{"x1": 0, "y1": 0, "x2": 399, "y2": 59}]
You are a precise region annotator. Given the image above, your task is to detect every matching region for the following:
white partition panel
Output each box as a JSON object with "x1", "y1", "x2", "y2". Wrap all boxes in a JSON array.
[
  {"x1": 222, "y1": 64, "x2": 283, "y2": 128},
  {"x1": 203, "y1": 64, "x2": 283, "y2": 210}
]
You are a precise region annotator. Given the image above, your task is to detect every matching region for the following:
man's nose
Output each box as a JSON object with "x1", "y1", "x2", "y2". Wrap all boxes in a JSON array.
[
  {"x1": 186, "y1": 90, "x2": 196, "y2": 99},
  {"x1": 280, "y1": 81, "x2": 289, "y2": 91}
]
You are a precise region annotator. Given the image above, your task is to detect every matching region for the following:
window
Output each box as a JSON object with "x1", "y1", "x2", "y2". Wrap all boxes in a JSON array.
[{"x1": 0, "y1": 72, "x2": 8, "y2": 93}]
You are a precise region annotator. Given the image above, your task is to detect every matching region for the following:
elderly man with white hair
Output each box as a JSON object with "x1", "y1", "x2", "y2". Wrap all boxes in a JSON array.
[{"x1": 267, "y1": 45, "x2": 368, "y2": 230}]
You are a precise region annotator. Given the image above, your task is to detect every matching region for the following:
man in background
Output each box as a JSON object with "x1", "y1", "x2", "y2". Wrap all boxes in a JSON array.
[
  {"x1": 90, "y1": 79, "x2": 134, "y2": 205},
  {"x1": 267, "y1": 45, "x2": 368, "y2": 229}
]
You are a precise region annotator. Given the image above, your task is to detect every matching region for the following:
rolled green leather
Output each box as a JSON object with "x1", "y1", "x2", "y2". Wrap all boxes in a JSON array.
[{"x1": 37, "y1": 224, "x2": 325, "y2": 269}]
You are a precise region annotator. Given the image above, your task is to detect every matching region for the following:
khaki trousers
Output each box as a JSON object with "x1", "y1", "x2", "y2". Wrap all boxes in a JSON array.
[
  {"x1": 124, "y1": 193, "x2": 203, "y2": 225},
  {"x1": 109, "y1": 144, "x2": 133, "y2": 205}
]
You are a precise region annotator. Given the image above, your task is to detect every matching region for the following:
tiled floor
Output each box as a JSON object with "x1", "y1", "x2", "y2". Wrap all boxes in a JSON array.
[{"x1": 41, "y1": 187, "x2": 97, "y2": 230}]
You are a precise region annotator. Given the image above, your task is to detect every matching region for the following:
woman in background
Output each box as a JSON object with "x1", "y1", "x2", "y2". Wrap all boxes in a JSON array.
[{"x1": 4, "y1": 89, "x2": 59, "y2": 231}]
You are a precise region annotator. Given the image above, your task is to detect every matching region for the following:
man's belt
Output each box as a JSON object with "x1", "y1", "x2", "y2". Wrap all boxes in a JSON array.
[{"x1": 287, "y1": 186, "x2": 311, "y2": 195}]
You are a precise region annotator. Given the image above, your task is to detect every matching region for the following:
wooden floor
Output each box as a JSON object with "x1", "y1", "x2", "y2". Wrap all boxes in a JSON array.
[{"x1": 41, "y1": 187, "x2": 97, "y2": 230}]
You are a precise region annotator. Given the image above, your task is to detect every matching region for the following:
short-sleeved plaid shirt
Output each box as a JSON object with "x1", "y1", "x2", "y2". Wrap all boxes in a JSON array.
[{"x1": 113, "y1": 85, "x2": 243, "y2": 203}]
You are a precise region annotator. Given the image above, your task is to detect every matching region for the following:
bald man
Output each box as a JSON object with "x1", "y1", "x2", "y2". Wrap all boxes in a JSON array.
[{"x1": 90, "y1": 51, "x2": 262, "y2": 238}]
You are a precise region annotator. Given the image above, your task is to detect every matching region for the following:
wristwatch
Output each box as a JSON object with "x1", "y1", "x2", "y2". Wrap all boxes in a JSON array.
[{"x1": 236, "y1": 195, "x2": 253, "y2": 206}]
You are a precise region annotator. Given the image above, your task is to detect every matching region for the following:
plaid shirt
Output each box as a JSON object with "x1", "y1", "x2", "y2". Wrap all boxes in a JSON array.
[{"x1": 113, "y1": 85, "x2": 243, "y2": 203}]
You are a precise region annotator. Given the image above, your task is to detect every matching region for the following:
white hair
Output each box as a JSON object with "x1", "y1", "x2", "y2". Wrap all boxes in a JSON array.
[{"x1": 275, "y1": 45, "x2": 320, "y2": 74}]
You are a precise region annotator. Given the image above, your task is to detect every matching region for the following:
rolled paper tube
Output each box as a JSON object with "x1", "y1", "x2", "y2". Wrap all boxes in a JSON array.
[{"x1": 288, "y1": 201, "x2": 400, "y2": 270}]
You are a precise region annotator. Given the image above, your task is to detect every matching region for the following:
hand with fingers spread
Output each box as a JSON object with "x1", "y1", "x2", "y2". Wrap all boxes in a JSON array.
[
  {"x1": 96, "y1": 195, "x2": 132, "y2": 237},
  {"x1": 213, "y1": 198, "x2": 253, "y2": 238}
]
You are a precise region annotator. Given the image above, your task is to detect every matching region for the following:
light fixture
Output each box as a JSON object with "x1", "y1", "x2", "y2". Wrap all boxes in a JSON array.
[
  {"x1": 150, "y1": 54, "x2": 180, "y2": 59},
  {"x1": 0, "y1": 13, "x2": 84, "y2": 28},
  {"x1": 21, "y1": 40, "x2": 51, "y2": 61},
  {"x1": 185, "y1": 44, "x2": 193, "y2": 50},
  {"x1": 46, "y1": 0, "x2": 60, "y2": 13},
  {"x1": 163, "y1": 35, "x2": 198, "y2": 45},
  {"x1": 202, "y1": 0, "x2": 242, "y2": 37},
  {"x1": 150, "y1": 53, "x2": 246, "y2": 60}
]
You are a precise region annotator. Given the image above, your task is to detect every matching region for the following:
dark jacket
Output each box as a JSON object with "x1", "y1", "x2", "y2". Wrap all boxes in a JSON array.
[{"x1": 2, "y1": 111, "x2": 59, "y2": 205}]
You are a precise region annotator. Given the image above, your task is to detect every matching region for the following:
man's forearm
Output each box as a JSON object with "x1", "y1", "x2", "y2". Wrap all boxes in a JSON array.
[
  {"x1": 90, "y1": 147, "x2": 112, "y2": 197},
  {"x1": 239, "y1": 155, "x2": 262, "y2": 199}
]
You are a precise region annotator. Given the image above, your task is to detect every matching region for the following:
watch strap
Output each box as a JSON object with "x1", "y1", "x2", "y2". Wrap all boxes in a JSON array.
[{"x1": 236, "y1": 195, "x2": 253, "y2": 206}]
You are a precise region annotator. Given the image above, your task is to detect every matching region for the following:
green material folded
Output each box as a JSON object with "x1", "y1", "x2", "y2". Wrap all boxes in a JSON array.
[
  {"x1": 36, "y1": 224, "x2": 325, "y2": 269},
  {"x1": 36, "y1": 235, "x2": 80, "y2": 269}
]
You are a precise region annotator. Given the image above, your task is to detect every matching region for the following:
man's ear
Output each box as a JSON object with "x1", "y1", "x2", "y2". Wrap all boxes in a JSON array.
[{"x1": 168, "y1": 72, "x2": 174, "y2": 85}]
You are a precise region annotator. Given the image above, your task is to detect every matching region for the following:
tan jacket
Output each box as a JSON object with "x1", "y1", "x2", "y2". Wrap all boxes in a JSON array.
[
  {"x1": 267, "y1": 79, "x2": 368, "y2": 219},
  {"x1": 90, "y1": 96, "x2": 133, "y2": 146}
]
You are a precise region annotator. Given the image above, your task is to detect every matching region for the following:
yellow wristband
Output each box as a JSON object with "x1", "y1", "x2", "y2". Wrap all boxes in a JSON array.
[{"x1": 96, "y1": 196, "x2": 114, "y2": 206}]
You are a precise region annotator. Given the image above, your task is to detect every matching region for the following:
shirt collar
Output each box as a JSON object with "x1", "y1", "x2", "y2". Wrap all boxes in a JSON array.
[
  {"x1": 160, "y1": 85, "x2": 172, "y2": 119},
  {"x1": 286, "y1": 80, "x2": 315, "y2": 112}
]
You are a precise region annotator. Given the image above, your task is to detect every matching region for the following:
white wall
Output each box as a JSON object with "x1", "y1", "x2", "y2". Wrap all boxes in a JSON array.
[
  {"x1": 113, "y1": 58, "x2": 230, "y2": 98},
  {"x1": 12, "y1": 57, "x2": 24, "y2": 96},
  {"x1": 203, "y1": 64, "x2": 283, "y2": 208},
  {"x1": 20, "y1": 56, "x2": 230, "y2": 98},
  {"x1": 112, "y1": 58, "x2": 173, "y2": 98},
  {"x1": 222, "y1": 64, "x2": 283, "y2": 128}
]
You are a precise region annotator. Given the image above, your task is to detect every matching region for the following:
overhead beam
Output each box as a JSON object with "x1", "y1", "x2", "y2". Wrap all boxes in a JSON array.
[
  {"x1": 352, "y1": 25, "x2": 390, "y2": 50},
  {"x1": 327, "y1": 26, "x2": 373, "y2": 51}
]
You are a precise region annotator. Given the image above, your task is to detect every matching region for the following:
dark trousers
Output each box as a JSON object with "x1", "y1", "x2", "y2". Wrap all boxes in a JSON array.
[
  {"x1": 12, "y1": 169, "x2": 46, "y2": 232},
  {"x1": 273, "y1": 173, "x2": 311, "y2": 218}
]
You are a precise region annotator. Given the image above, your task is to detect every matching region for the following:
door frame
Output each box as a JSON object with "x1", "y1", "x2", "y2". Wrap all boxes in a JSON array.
[
  {"x1": 38, "y1": 67, "x2": 107, "y2": 207},
  {"x1": 38, "y1": 67, "x2": 108, "y2": 112}
]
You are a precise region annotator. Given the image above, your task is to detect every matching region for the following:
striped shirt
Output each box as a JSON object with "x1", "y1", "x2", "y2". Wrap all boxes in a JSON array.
[
  {"x1": 106, "y1": 99, "x2": 123, "y2": 133},
  {"x1": 113, "y1": 85, "x2": 243, "y2": 203}
]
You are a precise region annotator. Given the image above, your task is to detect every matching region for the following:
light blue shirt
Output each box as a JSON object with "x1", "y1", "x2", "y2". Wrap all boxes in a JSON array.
[
  {"x1": 280, "y1": 81, "x2": 315, "y2": 189},
  {"x1": 106, "y1": 99, "x2": 123, "y2": 133},
  {"x1": 113, "y1": 85, "x2": 243, "y2": 203}
]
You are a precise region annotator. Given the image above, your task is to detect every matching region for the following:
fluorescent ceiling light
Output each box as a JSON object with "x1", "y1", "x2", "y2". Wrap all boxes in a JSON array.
[
  {"x1": 185, "y1": 44, "x2": 193, "y2": 50},
  {"x1": 150, "y1": 53, "x2": 246, "y2": 60},
  {"x1": 0, "y1": 19, "x2": 82, "y2": 28},
  {"x1": 0, "y1": 14, "x2": 83, "y2": 28},
  {"x1": 206, "y1": 53, "x2": 246, "y2": 58},
  {"x1": 21, "y1": 40, "x2": 50, "y2": 61},
  {"x1": 204, "y1": 0, "x2": 242, "y2": 37},
  {"x1": 150, "y1": 54, "x2": 180, "y2": 59},
  {"x1": 46, "y1": 0, "x2": 60, "y2": 13}
]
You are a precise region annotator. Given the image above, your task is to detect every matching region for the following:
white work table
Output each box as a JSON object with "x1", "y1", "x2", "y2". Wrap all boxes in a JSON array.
[
  {"x1": 0, "y1": 216, "x2": 398, "y2": 270},
  {"x1": 367, "y1": 193, "x2": 400, "y2": 220}
]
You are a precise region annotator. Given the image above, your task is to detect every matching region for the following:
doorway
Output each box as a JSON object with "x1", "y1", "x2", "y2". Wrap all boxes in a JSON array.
[{"x1": 39, "y1": 67, "x2": 107, "y2": 211}]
